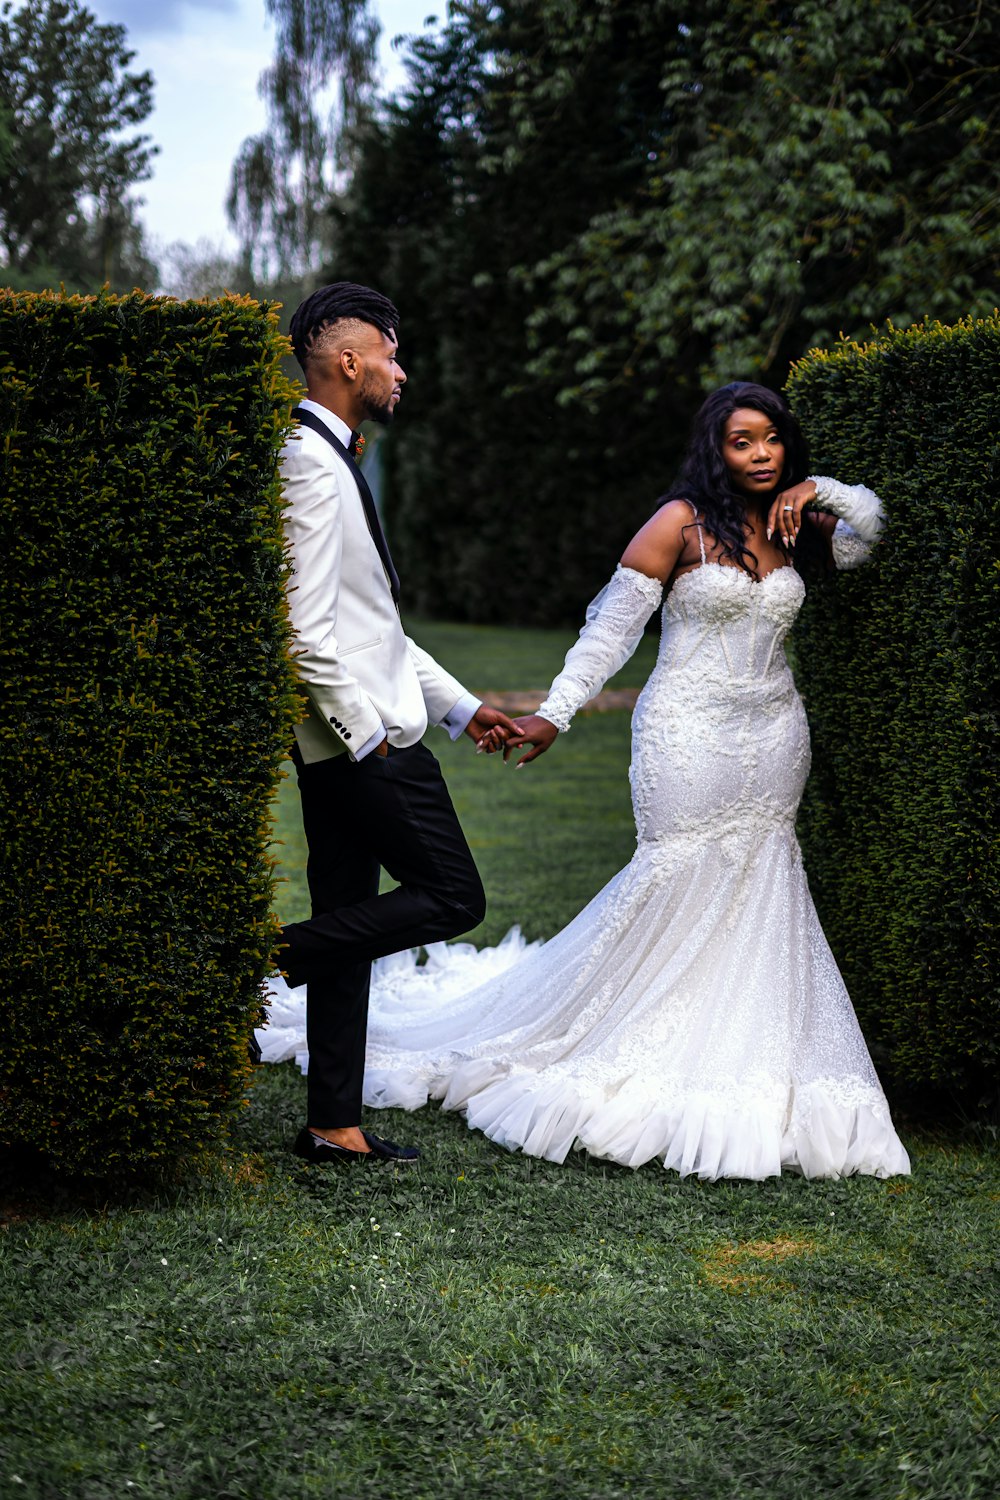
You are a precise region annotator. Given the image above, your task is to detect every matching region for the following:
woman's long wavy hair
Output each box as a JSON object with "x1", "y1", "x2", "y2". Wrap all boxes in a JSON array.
[{"x1": 662, "y1": 382, "x2": 820, "y2": 578}]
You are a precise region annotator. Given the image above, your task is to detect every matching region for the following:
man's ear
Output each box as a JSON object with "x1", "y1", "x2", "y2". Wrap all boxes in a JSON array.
[{"x1": 340, "y1": 347, "x2": 360, "y2": 382}]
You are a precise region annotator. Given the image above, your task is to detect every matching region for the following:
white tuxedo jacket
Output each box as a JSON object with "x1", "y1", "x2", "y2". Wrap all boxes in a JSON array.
[{"x1": 281, "y1": 406, "x2": 472, "y2": 764}]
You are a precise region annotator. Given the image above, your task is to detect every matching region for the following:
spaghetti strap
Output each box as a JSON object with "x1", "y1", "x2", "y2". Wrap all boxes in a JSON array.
[{"x1": 685, "y1": 501, "x2": 707, "y2": 565}]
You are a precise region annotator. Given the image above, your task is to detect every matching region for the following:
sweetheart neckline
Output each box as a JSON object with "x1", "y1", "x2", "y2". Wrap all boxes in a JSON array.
[{"x1": 669, "y1": 562, "x2": 802, "y2": 597}]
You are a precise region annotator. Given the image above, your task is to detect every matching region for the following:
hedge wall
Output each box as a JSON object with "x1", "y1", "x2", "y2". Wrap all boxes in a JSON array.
[
  {"x1": 0, "y1": 289, "x2": 299, "y2": 1182},
  {"x1": 788, "y1": 315, "x2": 999, "y2": 1102}
]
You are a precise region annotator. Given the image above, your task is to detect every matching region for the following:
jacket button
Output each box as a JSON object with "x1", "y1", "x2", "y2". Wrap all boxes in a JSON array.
[{"x1": 344, "y1": 732, "x2": 352, "y2": 740}]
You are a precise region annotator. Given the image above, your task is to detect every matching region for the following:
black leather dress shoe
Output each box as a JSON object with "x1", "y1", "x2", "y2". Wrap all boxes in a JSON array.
[{"x1": 292, "y1": 1127, "x2": 420, "y2": 1165}]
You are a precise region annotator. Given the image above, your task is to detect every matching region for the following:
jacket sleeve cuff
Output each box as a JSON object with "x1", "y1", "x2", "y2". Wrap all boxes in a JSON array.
[
  {"x1": 441, "y1": 692, "x2": 482, "y2": 740},
  {"x1": 351, "y1": 721, "x2": 388, "y2": 761}
]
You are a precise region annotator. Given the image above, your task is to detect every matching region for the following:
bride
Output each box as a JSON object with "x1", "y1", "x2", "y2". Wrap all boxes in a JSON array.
[{"x1": 262, "y1": 382, "x2": 910, "y2": 1181}]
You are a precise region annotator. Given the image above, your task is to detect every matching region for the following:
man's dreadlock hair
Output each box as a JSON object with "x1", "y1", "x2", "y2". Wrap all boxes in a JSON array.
[{"x1": 289, "y1": 281, "x2": 400, "y2": 374}]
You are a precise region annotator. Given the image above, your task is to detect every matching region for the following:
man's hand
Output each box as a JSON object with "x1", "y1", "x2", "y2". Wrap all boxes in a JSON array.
[
  {"x1": 463, "y1": 703, "x2": 521, "y2": 753},
  {"x1": 375, "y1": 737, "x2": 390, "y2": 756},
  {"x1": 502, "y1": 714, "x2": 559, "y2": 767}
]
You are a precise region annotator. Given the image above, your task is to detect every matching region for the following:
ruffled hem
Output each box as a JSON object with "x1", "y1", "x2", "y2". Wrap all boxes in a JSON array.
[{"x1": 368, "y1": 1060, "x2": 910, "y2": 1180}]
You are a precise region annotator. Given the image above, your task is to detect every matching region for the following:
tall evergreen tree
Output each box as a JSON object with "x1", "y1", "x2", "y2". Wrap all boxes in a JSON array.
[{"x1": 329, "y1": 1, "x2": 673, "y2": 623}]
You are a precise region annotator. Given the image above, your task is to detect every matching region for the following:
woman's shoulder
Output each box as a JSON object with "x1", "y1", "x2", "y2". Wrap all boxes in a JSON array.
[
  {"x1": 621, "y1": 497, "x2": 703, "y2": 580},
  {"x1": 649, "y1": 496, "x2": 703, "y2": 531}
]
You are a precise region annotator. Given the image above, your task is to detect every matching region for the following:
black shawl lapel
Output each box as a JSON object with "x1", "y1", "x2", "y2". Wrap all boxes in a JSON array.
[{"x1": 292, "y1": 406, "x2": 401, "y2": 604}]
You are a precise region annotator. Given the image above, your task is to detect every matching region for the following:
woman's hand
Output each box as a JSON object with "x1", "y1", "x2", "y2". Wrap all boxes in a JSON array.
[
  {"x1": 767, "y1": 480, "x2": 818, "y2": 547},
  {"x1": 502, "y1": 714, "x2": 559, "y2": 767}
]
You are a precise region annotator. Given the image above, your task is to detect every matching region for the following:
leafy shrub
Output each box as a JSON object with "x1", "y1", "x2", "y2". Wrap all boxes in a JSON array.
[
  {"x1": 789, "y1": 315, "x2": 999, "y2": 1101},
  {"x1": 0, "y1": 289, "x2": 299, "y2": 1182}
]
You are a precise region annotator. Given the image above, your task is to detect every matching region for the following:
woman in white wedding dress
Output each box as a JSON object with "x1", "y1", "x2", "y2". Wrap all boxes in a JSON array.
[{"x1": 262, "y1": 382, "x2": 910, "y2": 1180}]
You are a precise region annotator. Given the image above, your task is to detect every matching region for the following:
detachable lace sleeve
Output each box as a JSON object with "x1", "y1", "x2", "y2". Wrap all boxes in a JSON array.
[
  {"x1": 808, "y1": 475, "x2": 885, "y2": 571},
  {"x1": 536, "y1": 565, "x2": 663, "y2": 732}
]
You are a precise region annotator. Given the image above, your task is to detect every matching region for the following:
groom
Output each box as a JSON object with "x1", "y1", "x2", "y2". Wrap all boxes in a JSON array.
[{"x1": 276, "y1": 281, "x2": 518, "y2": 1165}]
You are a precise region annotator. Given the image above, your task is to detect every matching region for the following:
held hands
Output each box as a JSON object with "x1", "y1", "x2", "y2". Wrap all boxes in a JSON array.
[
  {"x1": 464, "y1": 704, "x2": 522, "y2": 753},
  {"x1": 502, "y1": 714, "x2": 559, "y2": 767},
  {"x1": 766, "y1": 480, "x2": 818, "y2": 548},
  {"x1": 464, "y1": 711, "x2": 560, "y2": 768}
]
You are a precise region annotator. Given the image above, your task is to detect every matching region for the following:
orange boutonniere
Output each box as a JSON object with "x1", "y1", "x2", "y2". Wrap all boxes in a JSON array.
[{"x1": 354, "y1": 433, "x2": 366, "y2": 461}]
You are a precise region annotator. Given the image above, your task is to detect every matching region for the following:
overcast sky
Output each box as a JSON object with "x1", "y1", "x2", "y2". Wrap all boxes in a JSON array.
[{"x1": 86, "y1": 0, "x2": 433, "y2": 255}]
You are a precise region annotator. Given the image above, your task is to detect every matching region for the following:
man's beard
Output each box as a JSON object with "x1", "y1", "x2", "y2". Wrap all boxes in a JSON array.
[{"x1": 358, "y1": 372, "x2": 395, "y2": 425}]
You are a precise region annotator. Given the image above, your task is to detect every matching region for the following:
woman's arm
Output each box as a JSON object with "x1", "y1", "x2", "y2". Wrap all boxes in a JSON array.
[
  {"x1": 768, "y1": 477, "x2": 885, "y2": 569},
  {"x1": 503, "y1": 503, "x2": 691, "y2": 764},
  {"x1": 533, "y1": 565, "x2": 665, "y2": 732},
  {"x1": 810, "y1": 475, "x2": 885, "y2": 569}
]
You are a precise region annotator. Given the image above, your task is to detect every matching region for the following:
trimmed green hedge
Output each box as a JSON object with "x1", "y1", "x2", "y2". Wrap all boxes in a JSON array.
[
  {"x1": 788, "y1": 315, "x2": 999, "y2": 1101},
  {"x1": 0, "y1": 289, "x2": 299, "y2": 1182}
]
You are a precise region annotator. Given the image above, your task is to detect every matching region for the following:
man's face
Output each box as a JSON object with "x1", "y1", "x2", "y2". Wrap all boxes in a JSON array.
[{"x1": 358, "y1": 329, "x2": 406, "y2": 424}]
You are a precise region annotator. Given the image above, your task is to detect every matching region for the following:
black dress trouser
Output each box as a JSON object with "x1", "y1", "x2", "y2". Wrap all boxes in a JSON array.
[{"x1": 280, "y1": 741, "x2": 486, "y2": 1127}]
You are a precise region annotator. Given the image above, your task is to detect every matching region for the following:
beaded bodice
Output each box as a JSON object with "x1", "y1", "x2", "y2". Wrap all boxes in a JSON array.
[{"x1": 656, "y1": 562, "x2": 805, "y2": 681}]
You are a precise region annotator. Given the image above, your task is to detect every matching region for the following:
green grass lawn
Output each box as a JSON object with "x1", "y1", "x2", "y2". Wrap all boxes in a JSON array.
[{"x1": 2, "y1": 620, "x2": 998, "y2": 1499}]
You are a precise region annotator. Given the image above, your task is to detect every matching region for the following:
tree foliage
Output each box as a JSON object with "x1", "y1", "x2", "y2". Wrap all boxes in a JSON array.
[
  {"x1": 517, "y1": 0, "x2": 1000, "y2": 402},
  {"x1": 0, "y1": 0, "x2": 157, "y2": 292},
  {"x1": 328, "y1": 1, "x2": 670, "y2": 623},
  {"x1": 327, "y1": 0, "x2": 1000, "y2": 624},
  {"x1": 228, "y1": 0, "x2": 379, "y2": 290}
]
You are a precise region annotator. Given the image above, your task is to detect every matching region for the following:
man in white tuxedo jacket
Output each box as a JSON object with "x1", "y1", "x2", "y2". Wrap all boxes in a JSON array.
[{"x1": 277, "y1": 282, "x2": 518, "y2": 1165}]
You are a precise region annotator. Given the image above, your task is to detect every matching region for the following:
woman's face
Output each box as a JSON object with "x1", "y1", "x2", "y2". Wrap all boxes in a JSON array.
[{"x1": 722, "y1": 407, "x2": 786, "y2": 499}]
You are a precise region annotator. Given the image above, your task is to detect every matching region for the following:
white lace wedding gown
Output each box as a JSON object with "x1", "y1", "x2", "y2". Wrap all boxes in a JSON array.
[{"x1": 261, "y1": 480, "x2": 910, "y2": 1180}]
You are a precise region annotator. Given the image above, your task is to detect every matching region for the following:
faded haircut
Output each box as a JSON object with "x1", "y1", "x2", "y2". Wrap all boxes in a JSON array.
[{"x1": 289, "y1": 281, "x2": 400, "y2": 374}]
